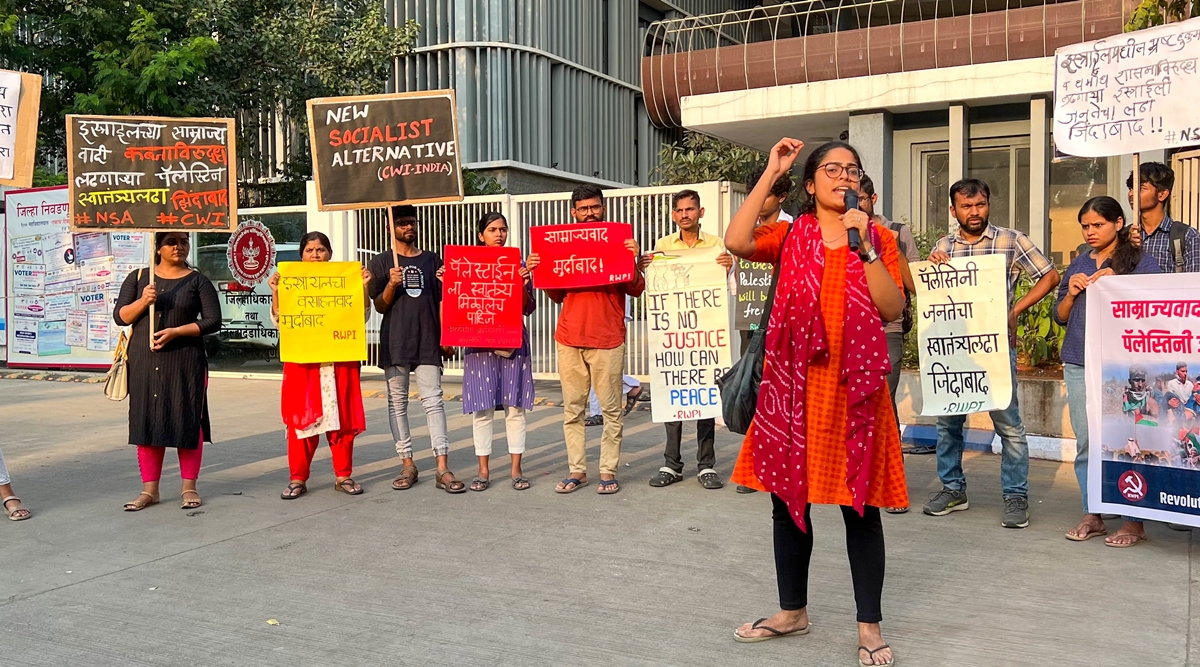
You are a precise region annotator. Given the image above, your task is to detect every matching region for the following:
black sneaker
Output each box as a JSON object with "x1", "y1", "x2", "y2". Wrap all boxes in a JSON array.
[
  {"x1": 697, "y1": 469, "x2": 723, "y2": 489},
  {"x1": 649, "y1": 468, "x2": 683, "y2": 487},
  {"x1": 922, "y1": 487, "x2": 969, "y2": 516},
  {"x1": 1002, "y1": 495, "x2": 1030, "y2": 529}
]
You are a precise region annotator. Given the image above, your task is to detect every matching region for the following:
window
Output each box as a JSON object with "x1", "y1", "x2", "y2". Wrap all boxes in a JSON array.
[{"x1": 1048, "y1": 154, "x2": 1108, "y2": 265}]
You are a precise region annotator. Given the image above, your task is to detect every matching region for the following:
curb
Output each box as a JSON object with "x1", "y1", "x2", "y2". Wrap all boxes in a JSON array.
[{"x1": 0, "y1": 370, "x2": 105, "y2": 384}]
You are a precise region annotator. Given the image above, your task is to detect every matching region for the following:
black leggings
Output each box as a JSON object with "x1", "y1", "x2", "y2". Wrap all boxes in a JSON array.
[{"x1": 772, "y1": 493, "x2": 886, "y2": 623}]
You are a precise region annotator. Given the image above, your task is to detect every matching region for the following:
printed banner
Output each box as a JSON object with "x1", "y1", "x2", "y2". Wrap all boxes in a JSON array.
[
  {"x1": 646, "y1": 248, "x2": 732, "y2": 423},
  {"x1": 1085, "y1": 274, "x2": 1200, "y2": 527},
  {"x1": 441, "y1": 245, "x2": 523, "y2": 348},
  {"x1": 306, "y1": 91, "x2": 464, "y2": 210},
  {"x1": 1053, "y1": 17, "x2": 1200, "y2": 157},
  {"x1": 66, "y1": 114, "x2": 237, "y2": 231},
  {"x1": 733, "y1": 258, "x2": 773, "y2": 330},
  {"x1": 529, "y1": 222, "x2": 635, "y2": 289},
  {"x1": 276, "y1": 261, "x2": 367, "y2": 363},
  {"x1": 913, "y1": 254, "x2": 1013, "y2": 416}
]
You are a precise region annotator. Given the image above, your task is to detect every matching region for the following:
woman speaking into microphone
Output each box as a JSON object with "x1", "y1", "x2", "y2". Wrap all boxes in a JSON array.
[{"x1": 724, "y1": 139, "x2": 908, "y2": 667}]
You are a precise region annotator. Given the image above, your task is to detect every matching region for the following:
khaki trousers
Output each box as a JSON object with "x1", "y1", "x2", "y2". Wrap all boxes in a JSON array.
[{"x1": 557, "y1": 342, "x2": 625, "y2": 475}]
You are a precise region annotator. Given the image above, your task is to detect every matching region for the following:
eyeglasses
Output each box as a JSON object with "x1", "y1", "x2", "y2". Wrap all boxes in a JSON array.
[
  {"x1": 817, "y1": 162, "x2": 863, "y2": 181},
  {"x1": 574, "y1": 204, "x2": 604, "y2": 214},
  {"x1": 161, "y1": 237, "x2": 190, "y2": 247},
  {"x1": 393, "y1": 218, "x2": 417, "y2": 227}
]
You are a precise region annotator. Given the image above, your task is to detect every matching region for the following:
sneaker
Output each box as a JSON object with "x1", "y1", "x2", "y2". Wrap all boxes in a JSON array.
[
  {"x1": 923, "y1": 487, "x2": 969, "y2": 516},
  {"x1": 649, "y1": 468, "x2": 683, "y2": 487},
  {"x1": 1002, "y1": 495, "x2": 1030, "y2": 529},
  {"x1": 697, "y1": 469, "x2": 724, "y2": 489}
]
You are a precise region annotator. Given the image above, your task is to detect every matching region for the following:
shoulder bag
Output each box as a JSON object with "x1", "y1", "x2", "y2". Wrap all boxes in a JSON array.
[{"x1": 103, "y1": 268, "x2": 141, "y2": 401}]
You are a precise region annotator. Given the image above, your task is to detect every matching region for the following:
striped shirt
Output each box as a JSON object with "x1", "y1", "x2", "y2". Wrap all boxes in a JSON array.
[
  {"x1": 1140, "y1": 215, "x2": 1200, "y2": 274},
  {"x1": 933, "y1": 223, "x2": 1054, "y2": 306}
]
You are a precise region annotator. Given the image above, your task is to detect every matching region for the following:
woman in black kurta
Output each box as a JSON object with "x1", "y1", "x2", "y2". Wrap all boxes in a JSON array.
[{"x1": 113, "y1": 232, "x2": 221, "y2": 511}]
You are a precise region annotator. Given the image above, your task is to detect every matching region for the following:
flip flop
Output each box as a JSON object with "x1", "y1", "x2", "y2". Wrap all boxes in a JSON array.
[
  {"x1": 1064, "y1": 525, "x2": 1107, "y2": 541},
  {"x1": 555, "y1": 477, "x2": 589, "y2": 494},
  {"x1": 280, "y1": 482, "x2": 307, "y2": 500},
  {"x1": 597, "y1": 479, "x2": 620, "y2": 495},
  {"x1": 1105, "y1": 532, "x2": 1147, "y2": 548},
  {"x1": 859, "y1": 644, "x2": 895, "y2": 666},
  {"x1": 733, "y1": 618, "x2": 811, "y2": 643}
]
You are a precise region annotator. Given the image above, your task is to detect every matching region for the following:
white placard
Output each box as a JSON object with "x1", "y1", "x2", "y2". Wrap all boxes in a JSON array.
[
  {"x1": 0, "y1": 70, "x2": 21, "y2": 180},
  {"x1": 65, "y1": 311, "x2": 88, "y2": 347},
  {"x1": 86, "y1": 312, "x2": 110, "y2": 352},
  {"x1": 13, "y1": 263, "x2": 45, "y2": 295},
  {"x1": 914, "y1": 254, "x2": 1013, "y2": 416},
  {"x1": 1054, "y1": 17, "x2": 1200, "y2": 158}
]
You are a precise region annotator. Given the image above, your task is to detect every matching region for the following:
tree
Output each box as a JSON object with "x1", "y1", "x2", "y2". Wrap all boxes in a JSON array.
[
  {"x1": 463, "y1": 169, "x2": 505, "y2": 196},
  {"x1": 1125, "y1": 0, "x2": 1200, "y2": 30},
  {"x1": 651, "y1": 131, "x2": 764, "y2": 187}
]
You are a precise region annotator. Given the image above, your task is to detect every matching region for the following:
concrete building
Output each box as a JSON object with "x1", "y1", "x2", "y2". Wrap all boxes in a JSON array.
[
  {"x1": 388, "y1": 0, "x2": 757, "y2": 193},
  {"x1": 642, "y1": 0, "x2": 1200, "y2": 263}
]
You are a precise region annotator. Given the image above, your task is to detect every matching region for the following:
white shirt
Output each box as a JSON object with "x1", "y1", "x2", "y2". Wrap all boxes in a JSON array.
[{"x1": 1166, "y1": 377, "x2": 1194, "y2": 404}]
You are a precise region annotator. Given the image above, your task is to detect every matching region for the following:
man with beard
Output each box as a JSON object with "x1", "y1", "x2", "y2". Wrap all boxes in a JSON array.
[
  {"x1": 527, "y1": 184, "x2": 645, "y2": 496},
  {"x1": 923, "y1": 179, "x2": 1060, "y2": 529},
  {"x1": 369, "y1": 204, "x2": 463, "y2": 494}
]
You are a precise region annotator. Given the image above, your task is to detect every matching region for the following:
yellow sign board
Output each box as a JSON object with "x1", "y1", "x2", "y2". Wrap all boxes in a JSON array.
[{"x1": 277, "y1": 261, "x2": 367, "y2": 363}]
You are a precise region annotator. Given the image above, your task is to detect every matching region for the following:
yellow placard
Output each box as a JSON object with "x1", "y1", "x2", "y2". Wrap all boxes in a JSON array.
[{"x1": 277, "y1": 261, "x2": 367, "y2": 363}]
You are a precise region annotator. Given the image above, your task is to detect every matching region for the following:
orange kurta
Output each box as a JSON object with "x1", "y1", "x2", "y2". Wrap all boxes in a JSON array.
[{"x1": 731, "y1": 221, "x2": 909, "y2": 509}]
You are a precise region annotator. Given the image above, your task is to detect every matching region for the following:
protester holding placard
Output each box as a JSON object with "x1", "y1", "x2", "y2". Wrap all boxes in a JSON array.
[
  {"x1": 368, "y1": 205, "x2": 463, "y2": 493},
  {"x1": 1057, "y1": 197, "x2": 1161, "y2": 547},
  {"x1": 0, "y1": 447, "x2": 32, "y2": 521},
  {"x1": 642, "y1": 189, "x2": 733, "y2": 491},
  {"x1": 1126, "y1": 163, "x2": 1199, "y2": 273},
  {"x1": 725, "y1": 139, "x2": 906, "y2": 667},
  {"x1": 923, "y1": 179, "x2": 1060, "y2": 529},
  {"x1": 526, "y1": 184, "x2": 644, "y2": 496},
  {"x1": 268, "y1": 232, "x2": 370, "y2": 500},
  {"x1": 113, "y1": 232, "x2": 221, "y2": 511},
  {"x1": 452, "y1": 212, "x2": 537, "y2": 492}
]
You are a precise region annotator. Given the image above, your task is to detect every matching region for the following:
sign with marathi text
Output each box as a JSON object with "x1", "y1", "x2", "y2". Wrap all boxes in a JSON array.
[
  {"x1": 66, "y1": 114, "x2": 237, "y2": 231},
  {"x1": 306, "y1": 91, "x2": 464, "y2": 211},
  {"x1": 1054, "y1": 17, "x2": 1200, "y2": 158},
  {"x1": 529, "y1": 222, "x2": 635, "y2": 290},
  {"x1": 1085, "y1": 274, "x2": 1200, "y2": 527},
  {"x1": 276, "y1": 262, "x2": 367, "y2": 364},
  {"x1": 646, "y1": 248, "x2": 732, "y2": 423},
  {"x1": 914, "y1": 254, "x2": 1012, "y2": 416},
  {"x1": 441, "y1": 245, "x2": 523, "y2": 348},
  {"x1": 0, "y1": 70, "x2": 41, "y2": 187}
]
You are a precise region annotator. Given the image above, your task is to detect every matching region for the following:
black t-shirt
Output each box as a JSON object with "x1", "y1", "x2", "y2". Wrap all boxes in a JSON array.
[{"x1": 368, "y1": 250, "x2": 443, "y2": 368}]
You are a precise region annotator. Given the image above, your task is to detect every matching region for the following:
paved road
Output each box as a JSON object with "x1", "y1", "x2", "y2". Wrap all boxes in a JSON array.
[{"x1": 0, "y1": 377, "x2": 1195, "y2": 666}]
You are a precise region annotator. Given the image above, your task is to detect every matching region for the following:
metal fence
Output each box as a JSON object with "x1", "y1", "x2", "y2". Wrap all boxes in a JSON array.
[{"x1": 354, "y1": 181, "x2": 746, "y2": 380}]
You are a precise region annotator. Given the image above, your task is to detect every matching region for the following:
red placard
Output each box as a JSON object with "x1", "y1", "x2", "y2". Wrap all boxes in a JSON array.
[
  {"x1": 529, "y1": 222, "x2": 635, "y2": 289},
  {"x1": 441, "y1": 245, "x2": 524, "y2": 348}
]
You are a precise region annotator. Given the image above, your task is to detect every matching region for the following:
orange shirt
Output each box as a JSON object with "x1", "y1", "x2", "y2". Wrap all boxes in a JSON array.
[{"x1": 546, "y1": 274, "x2": 646, "y2": 349}]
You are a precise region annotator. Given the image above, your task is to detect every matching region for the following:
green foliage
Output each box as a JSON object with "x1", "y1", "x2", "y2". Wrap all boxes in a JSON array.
[
  {"x1": 463, "y1": 169, "x2": 505, "y2": 196},
  {"x1": 31, "y1": 165, "x2": 67, "y2": 187},
  {"x1": 1014, "y1": 276, "x2": 1063, "y2": 369},
  {"x1": 651, "y1": 131, "x2": 764, "y2": 187},
  {"x1": 1125, "y1": 0, "x2": 1200, "y2": 31}
]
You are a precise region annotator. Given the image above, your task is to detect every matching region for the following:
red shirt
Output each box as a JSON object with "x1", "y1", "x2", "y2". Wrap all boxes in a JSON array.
[{"x1": 546, "y1": 274, "x2": 646, "y2": 349}]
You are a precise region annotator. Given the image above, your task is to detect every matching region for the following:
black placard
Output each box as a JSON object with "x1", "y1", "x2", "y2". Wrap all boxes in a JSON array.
[
  {"x1": 734, "y1": 258, "x2": 773, "y2": 330},
  {"x1": 306, "y1": 91, "x2": 464, "y2": 211},
  {"x1": 66, "y1": 115, "x2": 237, "y2": 232}
]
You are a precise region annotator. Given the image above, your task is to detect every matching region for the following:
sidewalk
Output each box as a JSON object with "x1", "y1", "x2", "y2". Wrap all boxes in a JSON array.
[{"x1": 0, "y1": 377, "x2": 1195, "y2": 666}]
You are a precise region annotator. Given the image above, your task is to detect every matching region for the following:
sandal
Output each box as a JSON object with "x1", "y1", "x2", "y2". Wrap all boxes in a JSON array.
[
  {"x1": 469, "y1": 477, "x2": 490, "y2": 492},
  {"x1": 1105, "y1": 532, "x2": 1147, "y2": 548},
  {"x1": 859, "y1": 644, "x2": 894, "y2": 666},
  {"x1": 583, "y1": 415, "x2": 603, "y2": 427},
  {"x1": 511, "y1": 477, "x2": 530, "y2": 491},
  {"x1": 624, "y1": 388, "x2": 641, "y2": 415},
  {"x1": 697, "y1": 469, "x2": 723, "y2": 490},
  {"x1": 435, "y1": 470, "x2": 467, "y2": 494},
  {"x1": 334, "y1": 478, "x2": 363, "y2": 495},
  {"x1": 123, "y1": 492, "x2": 160, "y2": 512},
  {"x1": 280, "y1": 482, "x2": 307, "y2": 500},
  {"x1": 884, "y1": 506, "x2": 909, "y2": 515},
  {"x1": 3, "y1": 496, "x2": 31, "y2": 521},
  {"x1": 597, "y1": 478, "x2": 620, "y2": 495},
  {"x1": 392, "y1": 466, "x2": 418, "y2": 490},
  {"x1": 733, "y1": 617, "x2": 811, "y2": 643},
  {"x1": 1065, "y1": 522, "x2": 1107, "y2": 541},
  {"x1": 555, "y1": 477, "x2": 588, "y2": 494},
  {"x1": 180, "y1": 490, "x2": 202, "y2": 509}
]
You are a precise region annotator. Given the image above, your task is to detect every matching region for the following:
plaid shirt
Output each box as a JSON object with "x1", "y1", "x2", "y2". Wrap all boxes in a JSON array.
[
  {"x1": 1140, "y1": 215, "x2": 1200, "y2": 274},
  {"x1": 933, "y1": 224, "x2": 1055, "y2": 306}
]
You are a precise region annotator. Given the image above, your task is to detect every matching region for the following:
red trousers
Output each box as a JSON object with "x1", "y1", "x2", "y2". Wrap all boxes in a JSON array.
[{"x1": 288, "y1": 428, "x2": 355, "y2": 481}]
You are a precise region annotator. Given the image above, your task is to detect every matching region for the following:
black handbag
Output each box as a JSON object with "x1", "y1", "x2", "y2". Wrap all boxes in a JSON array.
[{"x1": 717, "y1": 223, "x2": 791, "y2": 435}]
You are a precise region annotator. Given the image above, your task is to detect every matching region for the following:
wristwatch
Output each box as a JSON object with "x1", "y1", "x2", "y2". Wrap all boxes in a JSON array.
[{"x1": 858, "y1": 245, "x2": 880, "y2": 264}]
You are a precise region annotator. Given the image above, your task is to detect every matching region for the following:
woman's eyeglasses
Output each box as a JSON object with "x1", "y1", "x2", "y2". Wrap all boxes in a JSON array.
[
  {"x1": 817, "y1": 163, "x2": 863, "y2": 181},
  {"x1": 161, "y1": 237, "x2": 190, "y2": 247}
]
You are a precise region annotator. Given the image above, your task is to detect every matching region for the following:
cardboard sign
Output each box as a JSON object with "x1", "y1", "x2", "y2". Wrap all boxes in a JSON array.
[
  {"x1": 0, "y1": 70, "x2": 42, "y2": 188},
  {"x1": 1084, "y1": 275, "x2": 1200, "y2": 527},
  {"x1": 277, "y1": 261, "x2": 367, "y2": 363},
  {"x1": 913, "y1": 254, "x2": 1013, "y2": 416},
  {"x1": 646, "y1": 249, "x2": 732, "y2": 422},
  {"x1": 441, "y1": 245, "x2": 523, "y2": 348},
  {"x1": 306, "y1": 91, "x2": 464, "y2": 211},
  {"x1": 66, "y1": 114, "x2": 237, "y2": 231},
  {"x1": 529, "y1": 222, "x2": 635, "y2": 289},
  {"x1": 734, "y1": 258, "x2": 773, "y2": 330}
]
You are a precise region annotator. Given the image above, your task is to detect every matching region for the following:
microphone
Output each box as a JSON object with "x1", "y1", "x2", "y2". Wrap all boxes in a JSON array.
[{"x1": 844, "y1": 189, "x2": 861, "y2": 251}]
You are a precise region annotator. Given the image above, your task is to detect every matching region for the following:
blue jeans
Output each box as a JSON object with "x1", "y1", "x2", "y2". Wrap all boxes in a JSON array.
[
  {"x1": 935, "y1": 350, "x2": 1029, "y2": 497},
  {"x1": 1064, "y1": 364, "x2": 1089, "y2": 513}
]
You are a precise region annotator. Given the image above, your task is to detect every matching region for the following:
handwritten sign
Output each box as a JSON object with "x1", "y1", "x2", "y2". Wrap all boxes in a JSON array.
[
  {"x1": 734, "y1": 258, "x2": 773, "y2": 330},
  {"x1": 441, "y1": 245, "x2": 523, "y2": 348},
  {"x1": 306, "y1": 91, "x2": 464, "y2": 211},
  {"x1": 0, "y1": 70, "x2": 42, "y2": 188},
  {"x1": 913, "y1": 254, "x2": 1012, "y2": 416},
  {"x1": 646, "y1": 249, "x2": 732, "y2": 423},
  {"x1": 66, "y1": 114, "x2": 237, "y2": 231},
  {"x1": 529, "y1": 222, "x2": 635, "y2": 290},
  {"x1": 1085, "y1": 274, "x2": 1200, "y2": 527},
  {"x1": 276, "y1": 261, "x2": 367, "y2": 363},
  {"x1": 1054, "y1": 18, "x2": 1200, "y2": 158}
]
